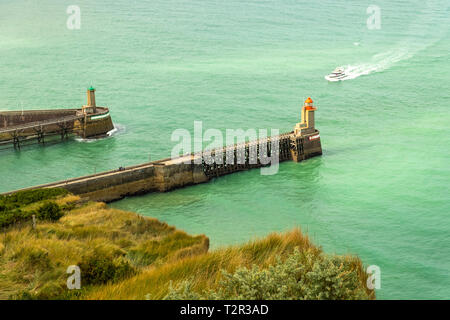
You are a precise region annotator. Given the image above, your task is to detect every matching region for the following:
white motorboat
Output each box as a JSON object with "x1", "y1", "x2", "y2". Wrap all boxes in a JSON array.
[{"x1": 325, "y1": 67, "x2": 348, "y2": 81}]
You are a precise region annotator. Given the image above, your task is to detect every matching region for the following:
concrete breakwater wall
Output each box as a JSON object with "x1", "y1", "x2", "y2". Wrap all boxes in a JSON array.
[
  {"x1": 2, "y1": 97, "x2": 322, "y2": 202},
  {"x1": 0, "y1": 109, "x2": 77, "y2": 127},
  {"x1": 47, "y1": 158, "x2": 209, "y2": 202},
  {"x1": 3, "y1": 130, "x2": 321, "y2": 202}
]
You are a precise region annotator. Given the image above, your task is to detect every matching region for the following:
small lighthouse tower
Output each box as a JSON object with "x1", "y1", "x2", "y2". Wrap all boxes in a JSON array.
[
  {"x1": 290, "y1": 97, "x2": 322, "y2": 162},
  {"x1": 82, "y1": 86, "x2": 97, "y2": 114},
  {"x1": 294, "y1": 97, "x2": 316, "y2": 136}
]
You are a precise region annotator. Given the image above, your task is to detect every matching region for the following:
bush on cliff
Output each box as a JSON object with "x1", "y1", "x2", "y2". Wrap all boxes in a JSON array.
[
  {"x1": 78, "y1": 254, "x2": 137, "y2": 285},
  {"x1": 0, "y1": 189, "x2": 68, "y2": 229},
  {"x1": 165, "y1": 248, "x2": 369, "y2": 300},
  {"x1": 0, "y1": 188, "x2": 68, "y2": 209},
  {"x1": 36, "y1": 202, "x2": 63, "y2": 221},
  {"x1": 0, "y1": 209, "x2": 29, "y2": 229}
]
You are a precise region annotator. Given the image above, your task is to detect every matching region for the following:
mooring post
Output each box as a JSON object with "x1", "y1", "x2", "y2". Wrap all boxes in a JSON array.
[
  {"x1": 59, "y1": 122, "x2": 69, "y2": 140},
  {"x1": 37, "y1": 125, "x2": 45, "y2": 144},
  {"x1": 13, "y1": 131, "x2": 20, "y2": 149}
]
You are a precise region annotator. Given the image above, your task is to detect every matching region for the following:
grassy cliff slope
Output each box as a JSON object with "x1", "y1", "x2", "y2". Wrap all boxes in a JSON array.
[
  {"x1": 0, "y1": 189, "x2": 373, "y2": 300},
  {"x1": 0, "y1": 190, "x2": 208, "y2": 299}
]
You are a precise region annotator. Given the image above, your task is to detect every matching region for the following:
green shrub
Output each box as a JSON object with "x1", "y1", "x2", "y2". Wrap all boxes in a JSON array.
[
  {"x1": 165, "y1": 248, "x2": 370, "y2": 300},
  {"x1": 36, "y1": 202, "x2": 63, "y2": 221},
  {"x1": 0, "y1": 209, "x2": 32, "y2": 229},
  {"x1": 0, "y1": 188, "x2": 68, "y2": 208},
  {"x1": 78, "y1": 255, "x2": 136, "y2": 286},
  {"x1": 0, "y1": 188, "x2": 68, "y2": 229}
]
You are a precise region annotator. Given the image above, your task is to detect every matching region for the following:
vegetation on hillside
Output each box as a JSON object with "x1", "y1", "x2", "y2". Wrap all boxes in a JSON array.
[
  {"x1": 0, "y1": 190, "x2": 208, "y2": 300},
  {"x1": 0, "y1": 188, "x2": 69, "y2": 229},
  {"x1": 84, "y1": 229, "x2": 374, "y2": 300},
  {"x1": 166, "y1": 248, "x2": 370, "y2": 300},
  {"x1": 0, "y1": 189, "x2": 374, "y2": 300}
]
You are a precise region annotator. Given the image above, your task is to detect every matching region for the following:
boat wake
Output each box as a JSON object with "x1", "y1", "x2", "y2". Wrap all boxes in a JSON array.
[
  {"x1": 330, "y1": 47, "x2": 420, "y2": 81},
  {"x1": 326, "y1": 0, "x2": 448, "y2": 81},
  {"x1": 326, "y1": 51, "x2": 407, "y2": 81}
]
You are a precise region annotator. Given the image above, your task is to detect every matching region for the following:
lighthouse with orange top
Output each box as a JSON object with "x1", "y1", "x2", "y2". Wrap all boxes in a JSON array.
[
  {"x1": 290, "y1": 97, "x2": 322, "y2": 162},
  {"x1": 294, "y1": 97, "x2": 317, "y2": 136}
]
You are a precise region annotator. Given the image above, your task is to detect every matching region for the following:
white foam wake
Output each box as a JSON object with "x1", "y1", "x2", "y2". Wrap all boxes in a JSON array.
[
  {"x1": 336, "y1": 45, "x2": 426, "y2": 81},
  {"x1": 327, "y1": 0, "x2": 448, "y2": 81},
  {"x1": 337, "y1": 49, "x2": 413, "y2": 81}
]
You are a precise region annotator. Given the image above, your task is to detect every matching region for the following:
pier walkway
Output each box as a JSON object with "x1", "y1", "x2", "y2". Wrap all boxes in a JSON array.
[
  {"x1": 0, "y1": 114, "x2": 84, "y2": 135},
  {"x1": 0, "y1": 112, "x2": 83, "y2": 148}
]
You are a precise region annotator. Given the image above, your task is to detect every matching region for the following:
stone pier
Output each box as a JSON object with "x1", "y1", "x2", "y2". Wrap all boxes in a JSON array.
[
  {"x1": 2, "y1": 97, "x2": 322, "y2": 202},
  {"x1": 0, "y1": 88, "x2": 114, "y2": 148}
]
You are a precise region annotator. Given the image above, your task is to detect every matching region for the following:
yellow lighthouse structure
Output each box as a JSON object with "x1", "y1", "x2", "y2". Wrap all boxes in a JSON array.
[
  {"x1": 294, "y1": 97, "x2": 317, "y2": 136},
  {"x1": 82, "y1": 86, "x2": 97, "y2": 114},
  {"x1": 290, "y1": 97, "x2": 322, "y2": 162}
]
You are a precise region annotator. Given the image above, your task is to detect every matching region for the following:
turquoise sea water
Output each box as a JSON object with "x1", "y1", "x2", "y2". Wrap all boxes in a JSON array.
[{"x1": 1, "y1": 0, "x2": 449, "y2": 299}]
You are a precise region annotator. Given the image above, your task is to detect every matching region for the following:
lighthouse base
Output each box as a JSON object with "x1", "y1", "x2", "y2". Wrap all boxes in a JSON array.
[{"x1": 290, "y1": 130, "x2": 322, "y2": 162}]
